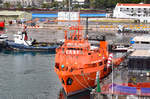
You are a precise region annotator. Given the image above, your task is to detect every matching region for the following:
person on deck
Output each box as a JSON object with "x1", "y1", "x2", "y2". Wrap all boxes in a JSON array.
[{"x1": 22, "y1": 26, "x2": 28, "y2": 41}]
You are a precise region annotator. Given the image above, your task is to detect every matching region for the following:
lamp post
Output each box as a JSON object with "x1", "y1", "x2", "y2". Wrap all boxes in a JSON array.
[{"x1": 111, "y1": 56, "x2": 113, "y2": 99}]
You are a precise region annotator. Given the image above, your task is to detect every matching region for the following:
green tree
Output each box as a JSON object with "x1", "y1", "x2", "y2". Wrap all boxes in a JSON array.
[
  {"x1": 3, "y1": 2, "x2": 11, "y2": 8},
  {"x1": 51, "y1": 1, "x2": 59, "y2": 8},
  {"x1": 81, "y1": 0, "x2": 150, "y2": 9},
  {"x1": 84, "y1": 0, "x2": 90, "y2": 8},
  {"x1": 94, "y1": 0, "x2": 107, "y2": 9},
  {"x1": 89, "y1": 0, "x2": 96, "y2": 9},
  {"x1": 73, "y1": 3, "x2": 81, "y2": 8},
  {"x1": 41, "y1": 3, "x2": 51, "y2": 8},
  {"x1": 16, "y1": 2, "x2": 23, "y2": 9}
]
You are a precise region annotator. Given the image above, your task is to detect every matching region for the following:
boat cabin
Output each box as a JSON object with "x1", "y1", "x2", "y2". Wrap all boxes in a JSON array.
[
  {"x1": 130, "y1": 35, "x2": 150, "y2": 50},
  {"x1": 128, "y1": 50, "x2": 150, "y2": 72},
  {"x1": 14, "y1": 31, "x2": 32, "y2": 46}
]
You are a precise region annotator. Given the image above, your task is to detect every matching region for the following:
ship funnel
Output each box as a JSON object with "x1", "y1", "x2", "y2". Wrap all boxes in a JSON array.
[{"x1": 100, "y1": 35, "x2": 107, "y2": 55}]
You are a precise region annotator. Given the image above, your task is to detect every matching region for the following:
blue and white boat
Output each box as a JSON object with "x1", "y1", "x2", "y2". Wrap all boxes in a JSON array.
[
  {"x1": 4, "y1": 27, "x2": 60, "y2": 52},
  {"x1": 0, "y1": 33, "x2": 8, "y2": 51}
]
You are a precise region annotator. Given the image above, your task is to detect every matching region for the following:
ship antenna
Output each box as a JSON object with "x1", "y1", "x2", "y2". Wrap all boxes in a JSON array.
[{"x1": 85, "y1": 17, "x2": 88, "y2": 39}]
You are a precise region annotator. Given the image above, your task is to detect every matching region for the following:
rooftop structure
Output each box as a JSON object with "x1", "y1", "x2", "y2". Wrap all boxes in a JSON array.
[
  {"x1": 128, "y1": 50, "x2": 150, "y2": 71},
  {"x1": 0, "y1": 10, "x2": 32, "y2": 23},
  {"x1": 130, "y1": 50, "x2": 150, "y2": 57},
  {"x1": 130, "y1": 35, "x2": 150, "y2": 50},
  {"x1": 132, "y1": 35, "x2": 150, "y2": 43},
  {"x1": 113, "y1": 3, "x2": 150, "y2": 23}
]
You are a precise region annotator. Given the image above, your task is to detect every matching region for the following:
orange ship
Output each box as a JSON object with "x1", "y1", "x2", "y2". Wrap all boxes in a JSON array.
[{"x1": 55, "y1": 25, "x2": 114, "y2": 95}]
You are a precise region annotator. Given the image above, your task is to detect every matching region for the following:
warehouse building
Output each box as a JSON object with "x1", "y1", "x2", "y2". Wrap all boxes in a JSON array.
[{"x1": 0, "y1": 10, "x2": 32, "y2": 23}]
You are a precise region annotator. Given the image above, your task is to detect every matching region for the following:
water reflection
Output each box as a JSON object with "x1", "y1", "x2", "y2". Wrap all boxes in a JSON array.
[
  {"x1": 58, "y1": 88, "x2": 90, "y2": 99},
  {"x1": 0, "y1": 50, "x2": 61, "y2": 99},
  {"x1": 0, "y1": 50, "x2": 55, "y2": 55}
]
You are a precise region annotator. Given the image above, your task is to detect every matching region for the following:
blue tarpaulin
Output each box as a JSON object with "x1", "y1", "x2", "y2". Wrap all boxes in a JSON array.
[
  {"x1": 32, "y1": 13, "x2": 106, "y2": 18},
  {"x1": 141, "y1": 88, "x2": 150, "y2": 94},
  {"x1": 110, "y1": 84, "x2": 137, "y2": 94}
]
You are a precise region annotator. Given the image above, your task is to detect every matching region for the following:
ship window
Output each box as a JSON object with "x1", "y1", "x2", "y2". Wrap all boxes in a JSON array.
[
  {"x1": 124, "y1": 45, "x2": 130, "y2": 47},
  {"x1": 67, "y1": 78, "x2": 73, "y2": 85},
  {"x1": 99, "y1": 62, "x2": 103, "y2": 66},
  {"x1": 141, "y1": 42, "x2": 150, "y2": 44},
  {"x1": 120, "y1": 8, "x2": 122, "y2": 11},
  {"x1": 62, "y1": 78, "x2": 65, "y2": 85},
  {"x1": 88, "y1": 63, "x2": 96, "y2": 67},
  {"x1": 67, "y1": 48, "x2": 82, "y2": 50},
  {"x1": 62, "y1": 48, "x2": 64, "y2": 53},
  {"x1": 104, "y1": 67, "x2": 107, "y2": 71},
  {"x1": 88, "y1": 53, "x2": 91, "y2": 55},
  {"x1": 146, "y1": 60, "x2": 150, "y2": 70},
  {"x1": 104, "y1": 60, "x2": 107, "y2": 64},
  {"x1": 55, "y1": 63, "x2": 59, "y2": 69}
]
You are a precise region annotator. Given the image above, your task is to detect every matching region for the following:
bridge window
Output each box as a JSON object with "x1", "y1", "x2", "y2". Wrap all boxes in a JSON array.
[
  {"x1": 88, "y1": 53, "x2": 91, "y2": 55},
  {"x1": 99, "y1": 62, "x2": 103, "y2": 66},
  {"x1": 67, "y1": 48, "x2": 82, "y2": 50},
  {"x1": 120, "y1": 8, "x2": 123, "y2": 11}
]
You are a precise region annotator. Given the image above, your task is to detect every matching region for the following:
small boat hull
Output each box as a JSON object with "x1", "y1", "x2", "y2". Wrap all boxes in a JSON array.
[{"x1": 4, "y1": 40, "x2": 59, "y2": 52}]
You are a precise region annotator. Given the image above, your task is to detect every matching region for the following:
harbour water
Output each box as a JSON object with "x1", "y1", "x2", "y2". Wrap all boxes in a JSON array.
[
  {"x1": 0, "y1": 51, "x2": 61, "y2": 99},
  {"x1": 0, "y1": 51, "x2": 91, "y2": 99}
]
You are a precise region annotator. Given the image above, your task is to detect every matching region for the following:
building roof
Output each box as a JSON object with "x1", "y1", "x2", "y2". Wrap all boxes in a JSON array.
[
  {"x1": 132, "y1": 35, "x2": 150, "y2": 42},
  {"x1": 0, "y1": 10, "x2": 26, "y2": 16},
  {"x1": 117, "y1": 3, "x2": 150, "y2": 7},
  {"x1": 130, "y1": 50, "x2": 150, "y2": 57}
]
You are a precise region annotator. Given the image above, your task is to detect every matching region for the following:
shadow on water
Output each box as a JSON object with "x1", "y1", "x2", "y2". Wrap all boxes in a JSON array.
[
  {"x1": 58, "y1": 88, "x2": 90, "y2": 99},
  {"x1": 0, "y1": 49, "x2": 55, "y2": 55}
]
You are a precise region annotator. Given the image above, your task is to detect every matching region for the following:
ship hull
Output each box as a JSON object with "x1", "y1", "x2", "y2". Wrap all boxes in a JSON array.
[{"x1": 55, "y1": 67, "x2": 111, "y2": 96}]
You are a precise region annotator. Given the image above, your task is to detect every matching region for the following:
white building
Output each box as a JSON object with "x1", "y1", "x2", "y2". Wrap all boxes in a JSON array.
[{"x1": 113, "y1": 3, "x2": 150, "y2": 23}]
